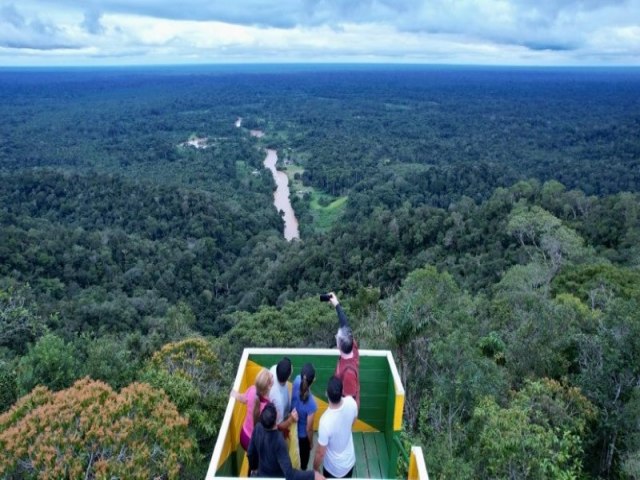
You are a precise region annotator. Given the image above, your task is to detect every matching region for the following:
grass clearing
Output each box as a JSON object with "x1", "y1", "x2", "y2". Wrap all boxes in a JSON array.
[
  {"x1": 310, "y1": 193, "x2": 347, "y2": 232},
  {"x1": 282, "y1": 163, "x2": 347, "y2": 232},
  {"x1": 284, "y1": 164, "x2": 305, "y2": 185}
]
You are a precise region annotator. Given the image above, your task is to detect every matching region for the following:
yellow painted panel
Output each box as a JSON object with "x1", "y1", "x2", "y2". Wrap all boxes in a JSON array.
[
  {"x1": 216, "y1": 399, "x2": 244, "y2": 471},
  {"x1": 408, "y1": 447, "x2": 429, "y2": 480},
  {"x1": 313, "y1": 395, "x2": 378, "y2": 433},
  {"x1": 216, "y1": 360, "x2": 267, "y2": 470},
  {"x1": 393, "y1": 392, "x2": 405, "y2": 431},
  {"x1": 240, "y1": 454, "x2": 249, "y2": 477},
  {"x1": 408, "y1": 450, "x2": 418, "y2": 480}
]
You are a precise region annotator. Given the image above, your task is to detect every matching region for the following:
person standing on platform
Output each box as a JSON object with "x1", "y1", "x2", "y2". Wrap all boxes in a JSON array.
[
  {"x1": 248, "y1": 403, "x2": 324, "y2": 480},
  {"x1": 313, "y1": 376, "x2": 358, "y2": 479},
  {"x1": 231, "y1": 368, "x2": 273, "y2": 451},
  {"x1": 291, "y1": 363, "x2": 318, "y2": 470},
  {"x1": 326, "y1": 293, "x2": 359, "y2": 408},
  {"x1": 269, "y1": 357, "x2": 298, "y2": 432}
]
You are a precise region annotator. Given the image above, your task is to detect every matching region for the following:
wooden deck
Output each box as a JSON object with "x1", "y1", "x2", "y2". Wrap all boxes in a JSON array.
[
  {"x1": 353, "y1": 432, "x2": 389, "y2": 478},
  {"x1": 305, "y1": 432, "x2": 389, "y2": 479}
]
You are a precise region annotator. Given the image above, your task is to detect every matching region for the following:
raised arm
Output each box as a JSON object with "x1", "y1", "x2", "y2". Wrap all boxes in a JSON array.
[{"x1": 329, "y1": 292, "x2": 349, "y2": 328}]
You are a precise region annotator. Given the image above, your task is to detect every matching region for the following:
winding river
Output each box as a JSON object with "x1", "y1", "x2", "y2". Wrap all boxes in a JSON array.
[{"x1": 263, "y1": 149, "x2": 300, "y2": 241}]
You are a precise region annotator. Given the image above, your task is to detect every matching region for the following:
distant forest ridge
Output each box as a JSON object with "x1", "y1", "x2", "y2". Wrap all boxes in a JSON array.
[{"x1": 1, "y1": 65, "x2": 639, "y2": 197}]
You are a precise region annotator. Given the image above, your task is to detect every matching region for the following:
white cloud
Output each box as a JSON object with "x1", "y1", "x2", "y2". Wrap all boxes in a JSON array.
[
  {"x1": 0, "y1": 3, "x2": 81, "y2": 49},
  {"x1": 0, "y1": 0, "x2": 638, "y2": 65}
]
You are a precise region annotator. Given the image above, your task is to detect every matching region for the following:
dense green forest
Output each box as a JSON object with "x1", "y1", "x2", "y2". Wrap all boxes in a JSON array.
[{"x1": 1, "y1": 65, "x2": 640, "y2": 479}]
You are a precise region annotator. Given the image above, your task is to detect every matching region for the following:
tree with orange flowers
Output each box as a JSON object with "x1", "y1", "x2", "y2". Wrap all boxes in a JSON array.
[{"x1": 0, "y1": 377, "x2": 194, "y2": 479}]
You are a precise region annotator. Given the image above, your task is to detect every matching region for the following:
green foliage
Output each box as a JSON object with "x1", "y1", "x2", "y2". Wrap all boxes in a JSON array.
[
  {"x1": 78, "y1": 333, "x2": 139, "y2": 389},
  {"x1": 380, "y1": 265, "x2": 509, "y2": 473},
  {"x1": 224, "y1": 297, "x2": 337, "y2": 357},
  {"x1": 492, "y1": 263, "x2": 583, "y2": 381},
  {"x1": 383, "y1": 266, "x2": 472, "y2": 346},
  {"x1": 347, "y1": 286, "x2": 381, "y2": 320},
  {"x1": 507, "y1": 203, "x2": 587, "y2": 279},
  {"x1": 163, "y1": 302, "x2": 198, "y2": 340},
  {"x1": 470, "y1": 379, "x2": 594, "y2": 480},
  {"x1": 553, "y1": 264, "x2": 640, "y2": 308},
  {"x1": 16, "y1": 333, "x2": 78, "y2": 395},
  {"x1": 623, "y1": 389, "x2": 640, "y2": 468},
  {"x1": 0, "y1": 169, "x2": 282, "y2": 335},
  {"x1": 148, "y1": 337, "x2": 223, "y2": 399},
  {"x1": 309, "y1": 192, "x2": 348, "y2": 232},
  {"x1": 477, "y1": 331, "x2": 506, "y2": 365},
  {"x1": 0, "y1": 361, "x2": 17, "y2": 413},
  {"x1": 622, "y1": 450, "x2": 640, "y2": 480},
  {"x1": 0, "y1": 287, "x2": 45, "y2": 355},
  {"x1": 141, "y1": 337, "x2": 229, "y2": 470},
  {"x1": 576, "y1": 192, "x2": 640, "y2": 263},
  {"x1": 574, "y1": 298, "x2": 640, "y2": 477},
  {"x1": 417, "y1": 330, "x2": 508, "y2": 477}
]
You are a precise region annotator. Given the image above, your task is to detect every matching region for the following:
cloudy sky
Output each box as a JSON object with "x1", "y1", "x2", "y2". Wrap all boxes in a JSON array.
[{"x1": 1, "y1": 0, "x2": 639, "y2": 66}]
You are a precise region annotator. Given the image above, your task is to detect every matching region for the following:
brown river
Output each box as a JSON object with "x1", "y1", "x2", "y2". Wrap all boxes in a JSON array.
[{"x1": 263, "y1": 149, "x2": 300, "y2": 241}]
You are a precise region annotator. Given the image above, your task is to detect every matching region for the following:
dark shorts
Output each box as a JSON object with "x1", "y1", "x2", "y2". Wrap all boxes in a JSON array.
[{"x1": 323, "y1": 466, "x2": 354, "y2": 478}]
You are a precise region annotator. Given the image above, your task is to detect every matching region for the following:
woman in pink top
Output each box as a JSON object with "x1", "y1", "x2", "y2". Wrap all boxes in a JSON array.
[{"x1": 231, "y1": 368, "x2": 274, "y2": 450}]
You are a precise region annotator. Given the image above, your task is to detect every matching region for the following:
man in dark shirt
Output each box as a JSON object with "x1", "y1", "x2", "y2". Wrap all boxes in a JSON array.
[{"x1": 248, "y1": 403, "x2": 325, "y2": 480}]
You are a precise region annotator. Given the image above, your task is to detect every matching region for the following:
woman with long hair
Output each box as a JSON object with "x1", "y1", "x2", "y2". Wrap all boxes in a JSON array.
[
  {"x1": 291, "y1": 363, "x2": 318, "y2": 470},
  {"x1": 231, "y1": 368, "x2": 274, "y2": 450}
]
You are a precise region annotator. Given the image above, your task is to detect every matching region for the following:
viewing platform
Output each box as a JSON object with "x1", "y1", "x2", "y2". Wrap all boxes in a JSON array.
[{"x1": 205, "y1": 348, "x2": 429, "y2": 480}]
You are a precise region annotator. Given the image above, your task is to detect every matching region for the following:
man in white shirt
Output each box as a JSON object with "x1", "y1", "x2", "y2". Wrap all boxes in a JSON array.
[
  {"x1": 269, "y1": 357, "x2": 297, "y2": 431},
  {"x1": 313, "y1": 376, "x2": 358, "y2": 478}
]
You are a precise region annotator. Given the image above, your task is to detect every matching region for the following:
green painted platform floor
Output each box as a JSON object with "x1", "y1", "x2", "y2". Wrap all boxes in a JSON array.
[{"x1": 301, "y1": 432, "x2": 389, "y2": 479}]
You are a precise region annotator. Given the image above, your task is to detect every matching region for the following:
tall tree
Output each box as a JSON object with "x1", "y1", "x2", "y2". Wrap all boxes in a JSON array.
[
  {"x1": 0, "y1": 378, "x2": 194, "y2": 479},
  {"x1": 470, "y1": 379, "x2": 595, "y2": 479}
]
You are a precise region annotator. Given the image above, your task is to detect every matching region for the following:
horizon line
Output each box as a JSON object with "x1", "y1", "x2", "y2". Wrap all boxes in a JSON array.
[{"x1": 2, "y1": 62, "x2": 640, "y2": 70}]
